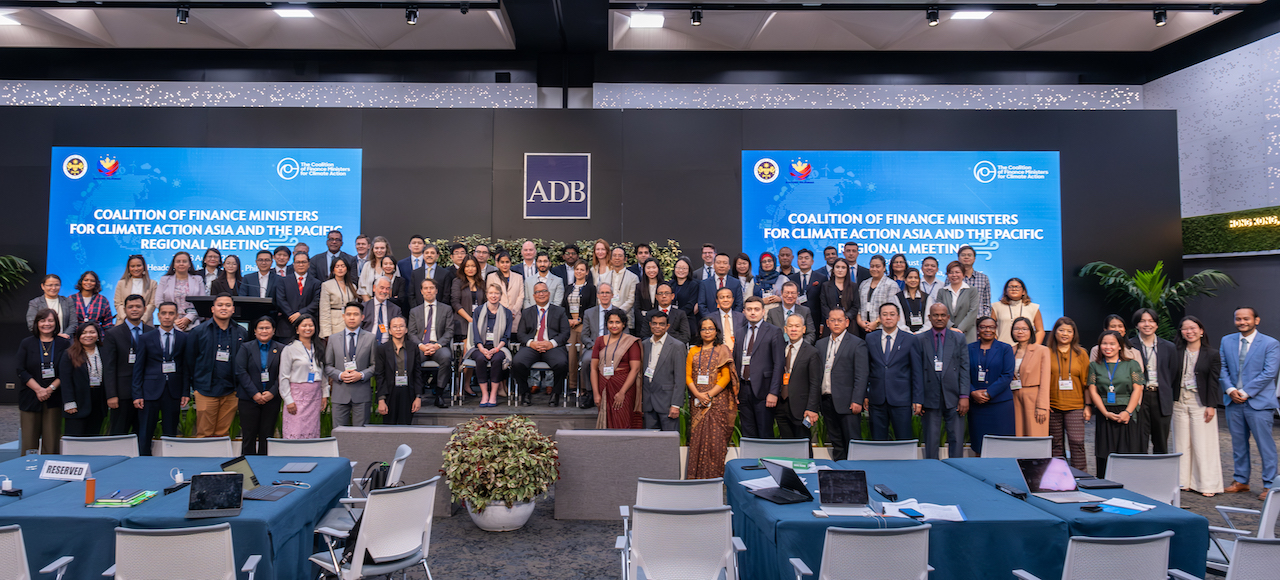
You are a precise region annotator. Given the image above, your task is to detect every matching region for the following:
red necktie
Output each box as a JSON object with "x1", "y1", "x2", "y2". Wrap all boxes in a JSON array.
[
  {"x1": 536, "y1": 308, "x2": 547, "y2": 341},
  {"x1": 297, "y1": 275, "x2": 304, "y2": 294},
  {"x1": 718, "y1": 277, "x2": 724, "y2": 289}
]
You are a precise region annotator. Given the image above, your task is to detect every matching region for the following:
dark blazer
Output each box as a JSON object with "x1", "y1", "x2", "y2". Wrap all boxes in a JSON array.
[
  {"x1": 185, "y1": 320, "x2": 248, "y2": 397},
  {"x1": 1174, "y1": 345, "x2": 1223, "y2": 409},
  {"x1": 697, "y1": 275, "x2": 744, "y2": 316},
  {"x1": 409, "y1": 264, "x2": 451, "y2": 309},
  {"x1": 668, "y1": 278, "x2": 698, "y2": 321},
  {"x1": 239, "y1": 270, "x2": 282, "y2": 300},
  {"x1": 1129, "y1": 336, "x2": 1178, "y2": 416},
  {"x1": 969, "y1": 341, "x2": 1016, "y2": 403},
  {"x1": 866, "y1": 330, "x2": 923, "y2": 407},
  {"x1": 787, "y1": 271, "x2": 828, "y2": 313},
  {"x1": 766, "y1": 303, "x2": 815, "y2": 345},
  {"x1": 15, "y1": 336, "x2": 69, "y2": 412},
  {"x1": 310, "y1": 250, "x2": 355, "y2": 282},
  {"x1": 451, "y1": 278, "x2": 484, "y2": 338},
  {"x1": 561, "y1": 281, "x2": 597, "y2": 318},
  {"x1": 374, "y1": 337, "x2": 428, "y2": 401},
  {"x1": 101, "y1": 321, "x2": 153, "y2": 403},
  {"x1": 641, "y1": 306, "x2": 691, "y2": 345},
  {"x1": 815, "y1": 331, "x2": 869, "y2": 414},
  {"x1": 550, "y1": 263, "x2": 587, "y2": 285},
  {"x1": 781, "y1": 340, "x2": 822, "y2": 422},
  {"x1": 233, "y1": 340, "x2": 283, "y2": 401},
  {"x1": 817, "y1": 280, "x2": 860, "y2": 334},
  {"x1": 732, "y1": 319, "x2": 787, "y2": 398},
  {"x1": 132, "y1": 328, "x2": 188, "y2": 401},
  {"x1": 407, "y1": 301, "x2": 455, "y2": 350},
  {"x1": 58, "y1": 350, "x2": 100, "y2": 418},
  {"x1": 853, "y1": 265, "x2": 871, "y2": 285},
  {"x1": 361, "y1": 298, "x2": 404, "y2": 337},
  {"x1": 516, "y1": 304, "x2": 571, "y2": 347},
  {"x1": 918, "y1": 327, "x2": 970, "y2": 410},
  {"x1": 273, "y1": 272, "x2": 321, "y2": 340},
  {"x1": 396, "y1": 256, "x2": 423, "y2": 304},
  {"x1": 709, "y1": 310, "x2": 747, "y2": 339}
]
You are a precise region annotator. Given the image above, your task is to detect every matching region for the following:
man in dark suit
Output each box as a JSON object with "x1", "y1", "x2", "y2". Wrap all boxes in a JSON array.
[
  {"x1": 102, "y1": 294, "x2": 151, "y2": 437},
  {"x1": 185, "y1": 294, "x2": 247, "y2": 438},
  {"x1": 324, "y1": 302, "x2": 377, "y2": 426},
  {"x1": 777, "y1": 312, "x2": 822, "y2": 442},
  {"x1": 549, "y1": 245, "x2": 582, "y2": 284},
  {"x1": 698, "y1": 252, "x2": 743, "y2": 315},
  {"x1": 362, "y1": 276, "x2": 404, "y2": 345},
  {"x1": 627, "y1": 244, "x2": 652, "y2": 278},
  {"x1": 788, "y1": 249, "x2": 828, "y2": 313},
  {"x1": 733, "y1": 297, "x2": 786, "y2": 439},
  {"x1": 409, "y1": 244, "x2": 448, "y2": 309},
  {"x1": 310, "y1": 229, "x2": 355, "y2": 282},
  {"x1": 641, "y1": 311, "x2": 688, "y2": 431},
  {"x1": 511, "y1": 282, "x2": 572, "y2": 406},
  {"x1": 919, "y1": 303, "x2": 970, "y2": 460},
  {"x1": 407, "y1": 279, "x2": 455, "y2": 408},
  {"x1": 274, "y1": 253, "x2": 321, "y2": 341},
  {"x1": 765, "y1": 281, "x2": 815, "y2": 345},
  {"x1": 815, "y1": 246, "x2": 839, "y2": 278},
  {"x1": 439, "y1": 243, "x2": 468, "y2": 305},
  {"x1": 816, "y1": 308, "x2": 869, "y2": 461},
  {"x1": 866, "y1": 303, "x2": 923, "y2": 441},
  {"x1": 1131, "y1": 308, "x2": 1177, "y2": 454},
  {"x1": 692, "y1": 243, "x2": 717, "y2": 282},
  {"x1": 242, "y1": 250, "x2": 282, "y2": 300},
  {"x1": 709, "y1": 288, "x2": 747, "y2": 350},
  {"x1": 397, "y1": 235, "x2": 428, "y2": 289},
  {"x1": 132, "y1": 302, "x2": 188, "y2": 455},
  {"x1": 640, "y1": 284, "x2": 690, "y2": 345},
  {"x1": 842, "y1": 242, "x2": 872, "y2": 284}
]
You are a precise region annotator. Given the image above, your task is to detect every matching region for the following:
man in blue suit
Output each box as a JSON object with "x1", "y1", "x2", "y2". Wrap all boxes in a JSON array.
[
  {"x1": 697, "y1": 253, "x2": 743, "y2": 316},
  {"x1": 1220, "y1": 306, "x2": 1280, "y2": 500},
  {"x1": 733, "y1": 297, "x2": 786, "y2": 438},
  {"x1": 918, "y1": 303, "x2": 970, "y2": 459},
  {"x1": 866, "y1": 302, "x2": 923, "y2": 441},
  {"x1": 131, "y1": 302, "x2": 188, "y2": 455}
]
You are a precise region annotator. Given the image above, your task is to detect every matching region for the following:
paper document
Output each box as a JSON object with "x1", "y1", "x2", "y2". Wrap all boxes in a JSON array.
[
  {"x1": 739, "y1": 476, "x2": 778, "y2": 491},
  {"x1": 882, "y1": 499, "x2": 967, "y2": 522},
  {"x1": 1100, "y1": 498, "x2": 1155, "y2": 513},
  {"x1": 819, "y1": 506, "x2": 879, "y2": 517}
]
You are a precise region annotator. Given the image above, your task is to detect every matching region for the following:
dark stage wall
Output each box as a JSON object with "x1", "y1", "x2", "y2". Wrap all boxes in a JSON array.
[{"x1": 0, "y1": 107, "x2": 1182, "y2": 402}]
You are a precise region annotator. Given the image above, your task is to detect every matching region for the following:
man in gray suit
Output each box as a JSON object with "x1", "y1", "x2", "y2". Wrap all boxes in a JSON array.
[
  {"x1": 324, "y1": 302, "x2": 376, "y2": 427},
  {"x1": 578, "y1": 283, "x2": 615, "y2": 409},
  {"x1": 918, "y1": 303, "x2": 970, "y2": 459},
  {"x1": 765, "y1": 281, "x2": 815, "y2": 345},
  {"x1": 407, "y1": 278, "x2": 454, "y2": 408},
  {"x1": 523, "y1": 253, "x2": 565, "y2": 309},
  {"x1": 641, "y1": 311, "x2": 688, "y2": 431},
  {"x1": 816, "y1": 308, "x2": 869, "y2": 461}
]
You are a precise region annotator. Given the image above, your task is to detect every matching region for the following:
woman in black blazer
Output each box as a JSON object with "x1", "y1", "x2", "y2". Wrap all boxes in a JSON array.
[
  {"x1": 1172, "y1": 315, "x2": 1224, "y2": 497},
  {"x1": 234, "y1": 316, "x2": 284, "y2": 456},
  {"x1": 668, "y1": 257, "x2": 698, "y2": 321},
  {"x1": 374, "y1": 317, "x2": 426, "y2": 425},
  {"x1": 817, "y1": 259, "x2": 860, "y2": 338},
  {"x1": 59, "y1": 322, "x2": 108, "y2": 436},
  {"x1": 16, "y1": 309, "x2": 69, "y2": 454}
]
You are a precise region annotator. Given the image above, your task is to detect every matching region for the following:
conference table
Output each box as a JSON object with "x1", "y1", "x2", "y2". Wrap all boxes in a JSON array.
[
  {"x1": 944, "y1": 457, "x2": 1209, "y2": 578},
  {"x1": 0, "y1": 455, "x2": 130, "y2": 508},
  {"x1": 0, "y1": 455, "x2": 351, "y2": 580}
]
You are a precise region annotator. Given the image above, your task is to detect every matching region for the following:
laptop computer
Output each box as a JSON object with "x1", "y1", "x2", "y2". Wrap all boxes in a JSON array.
[
  {"x1": 1017, "y1": 458, "x2": 1104, "y2": 503},
  {"x1": 185, "y1": 473, "x2": 243, "y2": 519},
  {"x1": 747, "y1": 460, "x2": 814, "y2": 505},
  {"x1": 818, "y1": 470, "x2": 871, "y2": 513},
  {"x1": 220, "y1": 456, "x2": 296, "y2": 501}
]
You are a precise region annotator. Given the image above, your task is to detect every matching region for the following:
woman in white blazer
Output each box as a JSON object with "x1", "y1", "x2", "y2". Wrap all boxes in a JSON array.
[
  {"x1": 485, "y1": 252, "x2": 525, "y2": 328},
  {"x1": 114, "y1": 255, "x2": 157, "y2": 325}
]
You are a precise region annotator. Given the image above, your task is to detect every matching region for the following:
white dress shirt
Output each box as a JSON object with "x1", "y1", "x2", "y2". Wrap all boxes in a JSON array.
[
  {"x1": 256, "y1": 272, "x2": 271, "y2": 298},
  {"x1": 823, "y1": 331, "x2": 844, "y2": 395}
]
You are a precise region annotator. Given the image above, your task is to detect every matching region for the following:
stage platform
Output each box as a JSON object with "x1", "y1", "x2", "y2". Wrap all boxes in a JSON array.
[{"x1": 410, "y1": 393, "x2": 598, "y2": 437}]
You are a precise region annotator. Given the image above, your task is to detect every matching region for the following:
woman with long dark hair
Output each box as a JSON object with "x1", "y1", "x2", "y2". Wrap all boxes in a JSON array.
[
  {"x1": 199, "y1": 247, "x2": 223, "y2": 294},
  {"x1": 668, "y1": 257, "x2": 698, "y2": 321},
  {"x1": 209, "y1": 254, "x2": 243, "y2": 297},
  {"x1": 1172, "y1": 316, "x2": 1223, "y2": 496},
  {"x1": 115, "y1": 254, "x2": 157, "y2": 324},
  {"x1": 887, "y1": 253, "x2": 909, "y2": 291},
  {"x1": 856, "y1": 255, "x2": 896, "y2": 337},
  {"x1": 591, "y1": 309, "x2": 642, "y2": 428},
  {"x1": 1088, "y1": 329, "x2": 1145, "y2": 476},
  {"x1": 820, "y1": 259, "x2": 860, "y2": 338},
  {"x1": 73, "y1": 271, "x2": 114, "y2": 330},
  {"x1": 280, "y1": 314, "x2": 328, "y2": 439},
  {"x1": 895, "y1": 268, "x2": 928, "y2": 332},
  {"x1": 318, "y1": 256, "x2": 359, "y2": 340},
  {"x1": 156, "y1": 251, "x2": 205, "y2": 331},
  {"x1": 60, "y1": 322, "x2": 108, "y2": 436},
  {"x1": 1047, "y1": 317, "x2": 1090, "y2": 471},
  {"x1": 685, "y1": 317, "x2": 738, "y2": 479}
]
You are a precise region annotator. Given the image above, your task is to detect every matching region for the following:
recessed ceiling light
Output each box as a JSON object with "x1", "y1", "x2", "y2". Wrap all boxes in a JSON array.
[
  {"x1": 952, "y1": 11, "x2": 992, "y2": 20},
  {"x1": 0, "y1": 14, "x2": 20, "y2": 26},
  {"x1": 630, "y1": 11, "x2": 664, "y2": 28},
  {"x1": 275, "y1": 9, "x2": 314, "y2": 18}
]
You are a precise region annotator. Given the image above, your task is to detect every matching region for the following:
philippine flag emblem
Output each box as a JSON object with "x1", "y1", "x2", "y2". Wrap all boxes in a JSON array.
[
  {"x1": 98, "y1": 156, "x2": 118, "y2": 176},
  {"x1": 789, "y1": 160, "x2": 811, "y2": 180}
]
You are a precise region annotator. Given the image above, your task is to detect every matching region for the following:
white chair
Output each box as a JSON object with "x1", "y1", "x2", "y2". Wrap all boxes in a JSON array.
[
  {"x1": 791, "y1": 524, "x2": 933, "y2": 580},
  {"x1": 0, "y1": 525, "x2": 74, "y2": 580},
  {"x1": 981, "y1": 435, "x2": 1051, "y2": 459},
  {"x1": 266, "y1": 437, "x2": 340, "y2": 457},
  {"x1": 738, "y1": 437, "x2": 810, "y2": 460},
  {"x1": 1178, "y1": 537, "x2": 1280, "y2": 580},
  {"x1": 159, "y1": 436, "x2": 233, "y2": 458},
  {"x1": 619, "y1": 478, "x2": 726, "y2": 573},
  {"x1": 311, "y1": 476, "x2": 438, "y2": 580},
  {"x1": 1206, "y1": 487, "x2": 1280, "y2": 575},
  {"x1": 847, "y1": 439, "x2": 919, "y2": 460},
  {"x1": 317, "y1": 444, "x2": 413, "y2": 535},
  {"x1": 1012, "y1": 530, "x2": 1192, "y2": 580},
  {"x1": 1104, "y1": 453, "x2": 1182, "y2": 506},
  {"x1": 104, "y1": 523, "x2": 260, "y2": 580},
  {"x1": 59, "y1": 435, "x2": 139, "y2": 458},
  {"x1": 617, "y1": 506, "x2": 744, "y2": 580}
]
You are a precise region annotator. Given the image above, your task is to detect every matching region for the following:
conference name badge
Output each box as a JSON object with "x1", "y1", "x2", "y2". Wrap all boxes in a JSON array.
[
  {"x1": 782, "y1": 372, "x2": 790, "y2": 386},
  {"x1": 485, "y1": 332, "x2": 495, "y2": 342},
  {"x1": 1107, "y1": 386, "x2": 1116, "y2": 405},
  {"x1": 1010, "y1": 380, "x2": 1022, "y2": 390},
  {"x1": 934, "y1": 359, "x2": 943, "y2": 372},
  {"x1": 344, "y1": 361, "x2": 357, "y2": 372},
  {"x1": 602, "y1": 366, "x2": 615, "y2": 377},
  {"x1": 910, "y1": 315, "x2": 923, "y2": 327},
  {"x1": 395, "y1": 373, "x2": 408, "y2": 386},
  {"x1": 128, "y1": 351, "x2": 136, "y2": 364},
  {"x1": 742, "y1": 355, "x2": 751, "y2": 366},
  {"x1": 40, "y1": 460, "x2": 91, "y2": 481},
  {"x1": 42, "y1": 367, "x2": 55, "y2": 379},
  {"x1": 260, "y1": 371, "x2": 270, "y2": 383},
  {"x1": 89, "y1": 376, "x2": 101, "y2": 387},
  {"x1": 163, "y1": 361, "x2": 176, "y2": 374},
  {"x1": 1058, "y1": 379, "x2": 1073, "y2": 390},
  {"x1": 644, "y1": 367, "x2": 655, "y2": 379},
  {"x1": 216, "y1": 349, "x2": 230, "y2": 362},
  {"x1": 697, "y1": 374, "x2": 710, "y2": 385},
  {"x1": 977, "y1": 370, "x2": 986, "y2": 382}
]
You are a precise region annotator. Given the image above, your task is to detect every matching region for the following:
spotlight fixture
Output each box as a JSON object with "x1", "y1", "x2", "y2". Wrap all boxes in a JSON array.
[
  {"x1": 1153, "y1": 8, "x2": 1167, "y2": 26},
  {"x1": 176, "y1": 6, "x2": 189, "y2": 25},
  {"x1": 691, "y1": 7, "x2": 702, "y2": 26},
  {"x1": 1212, "y1": 5, "x2": 1222, "y2": 15},
  {"x1": 460, "y1": 1, "x2": 469, "y2": 15},
  {"x1": 406, "y1": 7, "x2": 418, "y2": 25},
  {"x1": 927, "y1": 7, "x2": 940, "y2": 27}
]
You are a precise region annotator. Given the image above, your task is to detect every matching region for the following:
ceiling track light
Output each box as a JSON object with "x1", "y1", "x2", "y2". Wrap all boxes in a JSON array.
[
  {"x1": 406, "y1": 7, "x2": 418, "y2": 25},
  {"x1": 460, "y1": 1, "x2": 469, "y2": 15},
  {"x1": 1153, "y1": 8, "x2": 1167, "y2": 26},
  {"x1": 691, "y1": 6, "x2": 702, "y2": 26},
  {"x1": 926, "y1": 7, "x2": 939, "y2": 27},
  {"x1": 1212, "y1": 5, "x2": 1223, "y2": 15},
  {"x1": 176, "y1": 6, "x2": 188, "y2": 25}
]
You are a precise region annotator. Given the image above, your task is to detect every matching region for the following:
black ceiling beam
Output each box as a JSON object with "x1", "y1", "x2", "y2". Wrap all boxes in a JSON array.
[{"x1": 610, "y1": 2, "x2": 1248, "y2": 11}]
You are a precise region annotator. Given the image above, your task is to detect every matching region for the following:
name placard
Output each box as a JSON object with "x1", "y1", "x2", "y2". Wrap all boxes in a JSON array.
[{"x1": 39, "y1": 460, "x2": 92, "y2": 481}]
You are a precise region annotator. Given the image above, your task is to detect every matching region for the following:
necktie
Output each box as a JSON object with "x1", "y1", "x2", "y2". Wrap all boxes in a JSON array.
[
  {"x1": 723, "y1": 313, "x2": 733, "y2": 347},
  {"x1": 537, "y1": 307, "x2": 547, "y2": 341},
  {"x1": 802, "y1": 274, "x2": 809, "y2": 288},
  {"x1": 785, "y1": 344, "x2": 794, "y2": 373},
  {"x1": 376, "y1": 304, "x2": 385, "y2": 344},
  {"x1": 297, "y1": 275, "x2": 304, "y2": 295},
  {"x1": 414, "y1": 257, "x2": 421, "y2": 270},
  {"x1": 132, "y1": 326, "x2": 141, "y2": 345},
  {"x1": 425, "y1": 304, "x2": 435, "y2": 343},
  {"x1": 718, "y1": 277, "x2": 724, "y2": 289},
  {"x1": 704, "y1": 266, "x2": 711, "y2": 279},
  {"x1": 884, "y1": 334, "x2": 893, "y2": 358},
  {"x1": 743, "y1": 324, "x2": 757, "y2": 377},
  {"x1": 1238, "y1": 337, "x2": 1250, "y2": 389},
  {"x1": 163, "y1": 332, "x2": 171, "y2": 358},
  {"x1": 785, "y1": 309, "x2": 793, "y2": 320},
  {"x1": 348, "y1": 331, "x2": 357, "y2": 361}
]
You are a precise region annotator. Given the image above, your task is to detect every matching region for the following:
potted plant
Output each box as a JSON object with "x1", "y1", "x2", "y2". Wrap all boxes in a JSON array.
[{"x1": 441, "y1": 415, "x2": 558, "y2": 532}]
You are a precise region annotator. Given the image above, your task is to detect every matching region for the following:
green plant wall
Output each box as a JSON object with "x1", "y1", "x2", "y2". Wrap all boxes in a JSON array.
[{"x1": 1183, "y1": 206, "x2": 1280, "y2": 254}]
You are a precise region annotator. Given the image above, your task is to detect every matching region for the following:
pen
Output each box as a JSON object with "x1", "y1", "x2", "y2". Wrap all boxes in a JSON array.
[{"x1": 110, "y1": 489, "x2": 121, "y2": 498}]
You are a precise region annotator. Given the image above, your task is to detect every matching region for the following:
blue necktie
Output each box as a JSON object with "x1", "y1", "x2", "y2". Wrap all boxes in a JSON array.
[{"x1": 132, "y1": 326, "x2": 141, "y2": 345}]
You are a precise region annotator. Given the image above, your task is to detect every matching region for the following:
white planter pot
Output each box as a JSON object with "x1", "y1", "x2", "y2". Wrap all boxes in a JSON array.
[{"x1": 466, "y1": 499, "x2": 535, "y2": 532}]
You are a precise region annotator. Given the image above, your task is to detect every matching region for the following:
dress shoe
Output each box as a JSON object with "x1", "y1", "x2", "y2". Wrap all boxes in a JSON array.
[
  {"x1": 521, "y1": 394, "x2": 532, "y2": 406},
  {"x1": 1225, "y1": 481, "x2": 1251, "y2": 493},
  {"x1": 530, "y1": 386, "x2": 541, "y2": 394},
  {"x1": 578, "y1": 397, "x2": 595, "y2": 409},
  {"x1": 1261, "y1": 491, "x2": 1271, "y2": 501},
  {"x1": 549, "y1": 393, "x2": 561, "y2": 407},
  {"x1": 434, "y1": 396, "x2": 449, "y2": 409}
]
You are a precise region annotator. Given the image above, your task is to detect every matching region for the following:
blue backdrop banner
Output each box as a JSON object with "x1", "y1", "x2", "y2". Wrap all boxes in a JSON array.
[{"x1": 742, "y1": 150, "x2": 1062, "y2": 322}]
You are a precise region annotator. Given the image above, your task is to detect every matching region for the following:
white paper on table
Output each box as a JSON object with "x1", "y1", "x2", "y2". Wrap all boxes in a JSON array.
[
  {"x1": 819, "y1": 506, "x2": 879, "y2": 517},
  {"x1": 739, "y1": 476, "x2": 778, "y2": 491},
  {"x1": 1100, "y1": 498, "x2": 1155, "y2": 512},
  {"x1": 882, "y1": 499, "x2": 967, "y2": 522}
]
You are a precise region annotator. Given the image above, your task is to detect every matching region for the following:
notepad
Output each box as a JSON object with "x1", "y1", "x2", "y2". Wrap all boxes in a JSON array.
[
  {"x1": 881, "y1": 499, "x2": 967, "y2": 522},
  {"x1": 279, "y1": 462, "x2": 317, "y2": 473}
]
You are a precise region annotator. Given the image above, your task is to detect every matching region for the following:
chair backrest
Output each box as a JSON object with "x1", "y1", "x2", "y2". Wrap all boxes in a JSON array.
[
  {"x1": 114, "y1": 523, "x2": 236, "y2": 580},
  {"x1": 60, "y1": 435, "x2": 139, "y2": 458},
  {"x1": 981, "y1": 435, "x2": 1052, "y2": 459},
  {"x1": 1258, "y1": 488, "x2": 1280, "y2": 539},
  {"x1": 387, "y1": 444, "x2": 412, "y2": 485},
  {"x1": 347, "y1": 477, "x2": 437, "y2": 578},
  {"x1": 738, "y1": 437, "x2": 810, "y2": 461},
  {"x1": 1061, "y1": 531, "x2": 1173, "y2": 580},
  {"x1": 1104, "y1": 453, "x2": 1182, "y2": 506},
  {"x1": 1226, "y1": 537, "x2": 1280, "y2": 580},
  {"x1": 847, "y1": 439, "x2": 919, "y2": 461},
  {"x1": 265, "y1": 437, "x2": 340, "y2": 457},
  {"x1": 635, "y1": 478, "x2": 725, "y2": 510},
  {"x1": 628, "y1": 506, "x2": 733, "y2": 580},
  {"x1": 0, "y1": 525, "x2": 32, "y2": 580},
  {"x1": 819, "y1": 524, "x2": 931, "y2": 580},
  {"x1": 159, "y1": 436, "x2": 233, "y2": 458}
]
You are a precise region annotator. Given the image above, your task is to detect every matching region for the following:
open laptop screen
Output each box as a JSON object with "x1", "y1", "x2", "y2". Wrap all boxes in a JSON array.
[
  {"x1": 818, "y1": 470, "x2": 869, "y2": 505},
  {"x1": 220, "y1": 456, "x2": 261, "y2": 490},
  {"x1": 1017, "y1": 458, "x2": 1078, "y2": 493},
  {"x1": 188, "y1": 473, "x2": 244, "y2": 511}
]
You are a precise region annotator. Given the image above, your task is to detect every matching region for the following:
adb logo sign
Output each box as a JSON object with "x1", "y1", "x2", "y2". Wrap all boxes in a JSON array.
[
  {"x1": 973, "y1": 160, "x2": 997, "y2": 183},
  {"x1": 524, "y1": 153, "x2": 590, "y2": 220}
]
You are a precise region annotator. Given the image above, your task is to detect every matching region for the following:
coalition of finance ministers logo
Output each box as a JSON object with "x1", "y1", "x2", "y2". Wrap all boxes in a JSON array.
[
  {"x1": 63, "y1": 154, "x2": 87, "y2": 179},
  {"x1": 754, "y1": 158, "x2": 779, "y2": 183}
]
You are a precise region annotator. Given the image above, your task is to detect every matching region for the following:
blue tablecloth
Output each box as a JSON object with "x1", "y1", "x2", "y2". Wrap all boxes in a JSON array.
[
  {"x1": 0, "y1": 455, "x2": 130, "y2": 507},
  {"x1": 943, "y1": 457, "x2": 1209, "y2": 578},
  {"x1": 0, "y1": 455, "x2": 350, "y2": 580},
  {"x1": 726, "y1": 458, "x2": 1069, "y2": 580}
]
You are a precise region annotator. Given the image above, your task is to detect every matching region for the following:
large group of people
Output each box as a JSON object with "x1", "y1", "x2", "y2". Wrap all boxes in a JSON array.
[{"x1": 16, "y1": 234, "x2": 1277, "y2": 500}]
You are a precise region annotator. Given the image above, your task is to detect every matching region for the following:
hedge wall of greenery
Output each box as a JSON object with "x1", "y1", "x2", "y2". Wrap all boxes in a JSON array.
[{"x1": 1183, "y1": 206, "x2": 1280, "y2": 254}]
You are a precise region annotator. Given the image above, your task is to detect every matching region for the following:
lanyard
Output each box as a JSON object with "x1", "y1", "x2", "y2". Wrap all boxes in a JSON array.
[
  {"x1": 40, "y1": 340, "x2": 54, "y2": 366},
  {"x1": 699, "y1": 345, "x2": 714, "y2": 373},
  {"x1": 1104, "y1": 361, "x2": 1118, "y2": 385},
  {"x1": 303, "y1": 344, "x2": 315, "y2": 368},
  {"x1": 979, "y1": 347, "x2": 989, "y2": 380},
  {"x1": 1056, "y1": 348, "x2": 1073, "y2": 380},
  {"x1": 606, "y1": 334, "x2": 623, "y2": 365}
]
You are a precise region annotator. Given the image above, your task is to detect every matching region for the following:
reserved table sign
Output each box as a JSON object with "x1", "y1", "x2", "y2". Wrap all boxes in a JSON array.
[{"x1": 39, "y1": 460, "x2": 92, "y2": 481}]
